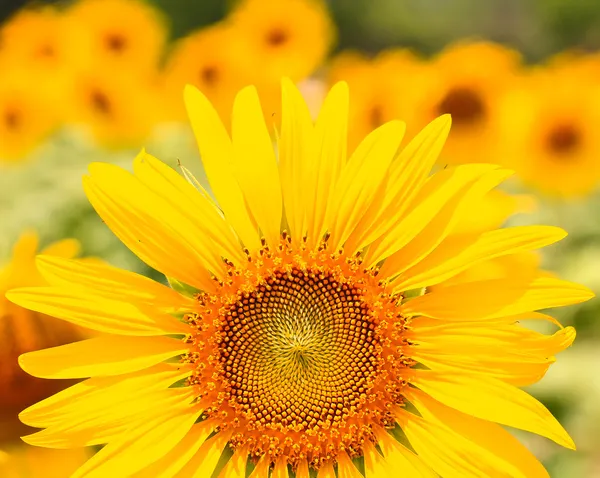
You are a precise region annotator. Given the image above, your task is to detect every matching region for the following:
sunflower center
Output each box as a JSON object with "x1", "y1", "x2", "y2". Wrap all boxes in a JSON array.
[
  {"x1": 105, "y1": 33, "x2": 127, "y2": 53},
  {"x1": 199, "y1": 66, "x2": 219, "y2": 86},
  {"x1": 90, "y1": 89, "x2": 112, "y2": 116},
  {"x1": 369, "y1": 104, "x2": 385, "y2": 129},
  {"x1": 546, "y1": 123, "x2": 581, "y2": 156},
  {"x1": 3, "y1": 108, "x2": 21, "y2": 131},
  {"x1": 184, "y1": 237, "x2": 413, "y2": 471},
  {"x1": 219, "y1": 267, "x2": 380, "y2": 430},
  {"x1": 266, "y1": 28, "x2": 289, "y2": 47},
  {"x1": 438, "y1": 86, "x2": 485, "y2": 126}
]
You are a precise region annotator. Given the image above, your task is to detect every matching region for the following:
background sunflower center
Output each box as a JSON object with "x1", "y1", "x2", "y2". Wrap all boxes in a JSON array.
[
  {"x1": 438, "y1": 86, "x2": 486, "y2": 126},
  {"x1": 546, "y1": 123, "x2": 581, "y2": 156}
]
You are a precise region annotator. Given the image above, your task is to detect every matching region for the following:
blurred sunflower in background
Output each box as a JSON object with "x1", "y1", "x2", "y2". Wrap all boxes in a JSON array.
[
  {"x1": 328, "y1": 49, "x2": 422, "y2": 152},
  {"x1": 0, "y1": 232, "x2": 93, "y2": 478},
  {"x1": 65, "y1": 0, "x2": 168, "y2": 76},
  {"x1": 68, "y1": 68, "x2": 162, "y2": 148},
  {"x1": 161, "y1": 23, "x2": 242, "y2": 124},
  {"x1": 0, "y1": 72, "x2": 60, "y2": 162},
  {"x1": 501, "y1": 66, "x2": 600, "y2": 198},
  {"x1": 412, "y1": 41, "x2": 522, "y2": 166}
]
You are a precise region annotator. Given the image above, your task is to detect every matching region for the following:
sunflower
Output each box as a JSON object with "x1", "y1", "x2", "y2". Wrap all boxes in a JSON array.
[
  {"x1": 499, "y1": 66, "x2": 600, "y2": 197},
  {"x1": 0, "y1": 73, "x2": 60, "y2": 162},
  {"x1": 0, "y1": 5, "x2": 87, "y2": 75},
  {"x1": 161, "y1": 23, "x2": 244, "y2": 124},
  {"x1": 227, "y1": 0, "x2": 335, "y2": 82},
  {"x1": 412, "y1": 41, "x2": 522, "y2": 165},
  {"x1": 7, "y1": 80, "x2": 593, "y2": 477},
  {"x1": 65, "y1": 0, "x2": 168, "y2": 75},
  {"x1": 68, "y1": 67, "x2": 161, "y2": 148},
  {"x1": 0, "y1": 232, "x2": 89, "y2": 443},
  {"x1": 328, "y1": 49, "x2": 423, "y2": 153}
]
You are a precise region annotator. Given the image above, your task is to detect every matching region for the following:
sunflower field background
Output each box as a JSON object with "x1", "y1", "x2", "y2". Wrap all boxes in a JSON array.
[{"x1": 1, "y1": 0, "x2": 600, "y2": 476}]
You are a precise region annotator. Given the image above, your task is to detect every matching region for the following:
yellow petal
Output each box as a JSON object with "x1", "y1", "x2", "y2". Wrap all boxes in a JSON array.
[
  {"x1": 410, "y1": 368, "x2": 575, "y2": 449},
  {"x1": 306, "y1": 81, "x2": 349, "y2": 247},
  {"x1": 405, "y1": 388, "x2": 550, "y2": 478},
  {"x1": 327, "y1": 120, "x2": 405, "y2": 252},
  {"x1": 402, "y1": 276, "x2": 594, "y2": 321},
  {"x1": 397, "y1": 409, "x2": 525, "y2": 478},
  {"x1": 218, "y1": 446, "x2": 248, "y2": 478},
  {"x1": 6, "y1": 288, "x2": 189, "y2": 336},
  {"x1": 20, "y1": 364, "x2": 190, "y2": 428},
  {"x1": 177, "y1": 430, "x2": 232, "y2": 478},
  {"x1": 40, "y1": 238, "x2": 81, "y2": 258},
  {"x1": 365, "y1": 164, "x2": 508, "y2": 267},
  {"x1": 19, "y1": 335, "x2": 187, "y2": 379},
  {"x1": 318, "y1": 461, "x2": 336, "y2": 478},
  {"x1": 336, "y1": 451, "x2": 363, "y2": 478},
  {"x1": 70, "y1": 395, "x2": 200, "y2": 478},
  {"x1": 394, "y1": 225, "x2": 566, "y2": 291},
  {"x1": 372, "y1": 427, "x2": 437, "y2": 477},
  {"x1": 36, "y1": 255, "x2": 194, "y2": 312},
  {"x1": 348, "y1": 115, "x2": 451, "y2": 250},
  {"x1": 279, "y1": 77, "x2": 314, "y2": 243},
  {"x1": 232, "y1": 86, "x2": 282, "y2": 250},
  {"x1": 133, "y1": 421, "x2": 217, "y2": 478},
  {"x1": 363, "y1": 440, "x2": 390, "y2": 478},
  {"x1": 248, "y1": 454, "x2": 270, "y2": 478},
  {"x1": 295, "y1": 459, "x2": 310, "y2": 478},
  {"x1": 83, "y1": 173, "x2": 216, "y2": 293},
  {"x1": 133, "y1": 152, "x2": 245, "y2": 265},
  {"x1": 272, "y1": 457, "x2": 288, "y2": 478},
  {"x1": 24, "y1": 387, "x2": 195, "y2": 449},
  {"x1": 184, "y1": 85, "x2": 260, "y2": 251}
]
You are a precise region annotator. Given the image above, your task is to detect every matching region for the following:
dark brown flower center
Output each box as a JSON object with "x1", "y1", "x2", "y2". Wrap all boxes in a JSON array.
[
  {"x1": 105, "y1": 33, "x2": 127, "y2": 53},
  {"x1": 546, "y1": 123, "x2": 581, "y2": 156},
  {"x1": 438, "y1": 86, "x2": 485, "y2": 126},
  {"x1": 266, "y1": 28, "x2": 289, "y2": 47},
  {"x1": 3, "y1": 109, "x2": 21, "y2": 131},
  {"x1": 90, "y1": 89, "x2": 112, "y2": 116},
  {"x1": 199, "y1": 66, "x2": 219, "y2": 86}
]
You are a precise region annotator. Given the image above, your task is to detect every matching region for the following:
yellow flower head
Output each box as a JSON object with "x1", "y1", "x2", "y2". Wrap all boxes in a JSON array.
[
  {"x1": 0, "y1": 5, "x2": 85, "y2": 72},
  {"x1": 65, "y1": 0, "x2": 168, "y2": 75},
  {"x1": 7, "y1": 80, "x2": 594, "y2": 477},
  {"x1": 413, "y1": 41, "x2": 522, "y2": 165},
  {"x1": 328, "y1": 49, "x2": 423, "y2": 153},
  {"x1": 228, "y1": 0, "x2": 335, "y2": 82},
  {"x1": 68, "y1": 68, "x2": 161, "y2": 148},
  {"x1": 161, "y1": 23, "x2": 244, "y2": 123},
  {"x1": 500, "y1": 66, "x2": 600, "y2": 198},
  {"x1": 0, "y1": 232, "x2": 87, "y2": 442},
  {"x1": 0, "y1": 73, "x2": 60, "y2": 162}
]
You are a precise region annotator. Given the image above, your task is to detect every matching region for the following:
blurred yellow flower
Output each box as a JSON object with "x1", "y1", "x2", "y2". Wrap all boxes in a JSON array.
[
  {"x1": 68, "y1": 68, "x2": 161, "y2": 148},
  {"x1": 65, "y1": 0, "x2": 168, "y2": 75},
  {"x1": 500, "y1": 67, "x2": 600, "y2": 198},
  {"x1": 413, "y1": 41, "x2": 522, "y2": 165},
  {"x1": 228, "y1": 0, "x2": 335, "y2": 82},
  {"x1": 0, "y1": 5, "x2": 85, "y2": 74},
  {"x1": 0, "y1": 232, "x2": 87, "y2": 442},
  {"x1": 0, "y1": 73, "x2": 60, "y2": 162},
  {"x1": 0, "y1": 445, "x2": 91, "y2": 478},
  {"x1": 161, "y1": 23, "x2": 243, "y2": 124},
  {"x1": 328, "y1": 49, "x2": 422, "y2": 152}
]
